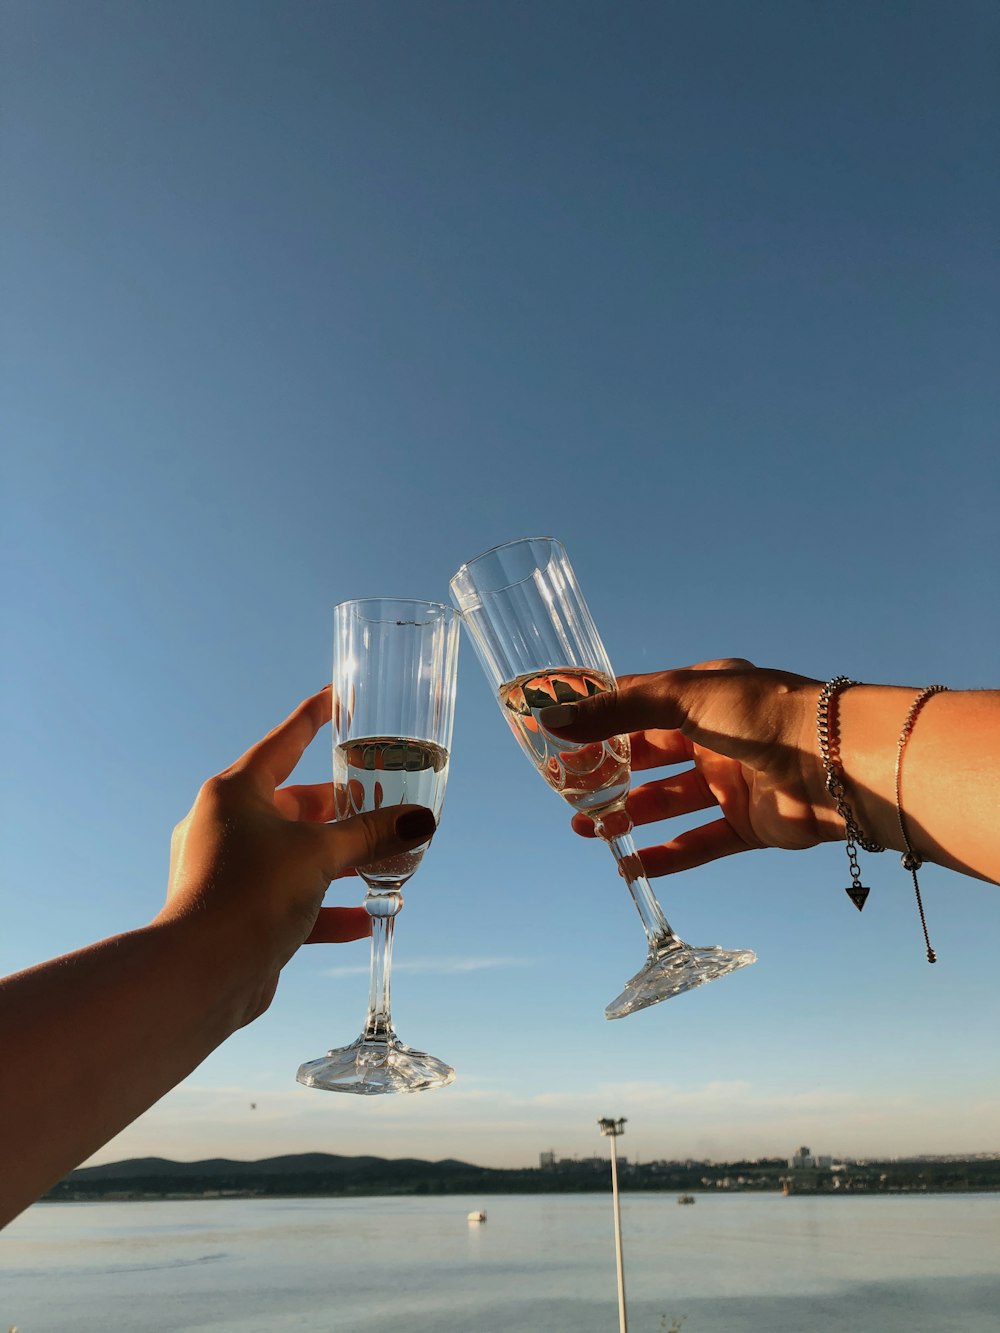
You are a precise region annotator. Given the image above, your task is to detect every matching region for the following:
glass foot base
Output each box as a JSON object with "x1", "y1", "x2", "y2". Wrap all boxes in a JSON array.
[
  {"x1": 296, "y1": 1032, "x2": 455, "y2": 1095},
  {"x1": 605, "y1": 942, "x2": 757, "y2": 1020}
]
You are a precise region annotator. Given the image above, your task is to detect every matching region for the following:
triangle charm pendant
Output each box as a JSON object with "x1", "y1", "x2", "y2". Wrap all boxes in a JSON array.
[{"x1": 846, "y1": 885, "x2": 870, "y2": 912}]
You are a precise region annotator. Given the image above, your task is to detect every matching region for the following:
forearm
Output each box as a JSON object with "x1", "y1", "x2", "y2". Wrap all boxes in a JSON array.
[
  {"x1": 0, "y1": 919, "x2": 253, "y2": 1228},
  {"x1": 831, "y1": 687, "x2": 1000, "y2": 883}
]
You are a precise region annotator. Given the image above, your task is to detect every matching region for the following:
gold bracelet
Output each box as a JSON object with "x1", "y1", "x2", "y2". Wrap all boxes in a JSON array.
[{"x1": 895, "y1": 685, "x2": 948, "y2": 964}]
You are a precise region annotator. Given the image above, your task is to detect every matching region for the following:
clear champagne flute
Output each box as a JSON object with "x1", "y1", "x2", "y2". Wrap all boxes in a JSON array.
[
  {"x1": 296, "y1": 598, "x2": 459, "y2": 1093},
  {"x1": 450, "y1": 538, "x2": 756, "y2": 1018}
]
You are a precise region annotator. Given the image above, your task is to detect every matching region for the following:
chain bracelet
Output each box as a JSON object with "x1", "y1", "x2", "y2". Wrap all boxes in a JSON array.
[
  {"x1": 816, "y1": 676, "x2": 885, "y2": 852},
  {"x1": 816, "y1": 676, "x2": 883, "y2": 911}
]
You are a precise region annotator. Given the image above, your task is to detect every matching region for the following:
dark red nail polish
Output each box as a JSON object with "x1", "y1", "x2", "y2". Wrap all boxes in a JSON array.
[{"x1": 396, "y1": 808, "x2": 437, "y2": 840}]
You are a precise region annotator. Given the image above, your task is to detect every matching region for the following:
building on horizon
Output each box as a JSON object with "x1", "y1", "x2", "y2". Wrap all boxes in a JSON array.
[{"x1": 788, "y1": 1145, "x2": 833, "y2": 1170}]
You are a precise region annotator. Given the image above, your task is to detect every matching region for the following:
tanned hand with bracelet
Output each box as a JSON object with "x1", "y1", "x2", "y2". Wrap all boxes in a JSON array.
[{"x1": 540, "y1": 660, "x2": 1000, "y2": 915}]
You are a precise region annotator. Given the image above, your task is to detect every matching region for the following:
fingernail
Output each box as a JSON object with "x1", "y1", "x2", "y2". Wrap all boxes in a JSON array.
[
  {"x1": 539, "y1": 703, "x2": 577, "y2": 727},
  {"x1": 396, "y1": 808, "x2": 437, "y2": 840}
]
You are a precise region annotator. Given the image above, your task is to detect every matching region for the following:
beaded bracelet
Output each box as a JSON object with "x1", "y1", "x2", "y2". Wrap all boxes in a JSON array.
[{"x1": 895, "y1": 685, "x2": 948, "y2": 963}]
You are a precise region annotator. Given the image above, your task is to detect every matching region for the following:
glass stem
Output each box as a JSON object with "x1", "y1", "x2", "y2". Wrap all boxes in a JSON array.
[
  {"x1": 600, "y1": 825, "x2": 679, "y2": 955},
  {"x1": 362, "y1": 891, "x2": 402, "y2": 1042}
]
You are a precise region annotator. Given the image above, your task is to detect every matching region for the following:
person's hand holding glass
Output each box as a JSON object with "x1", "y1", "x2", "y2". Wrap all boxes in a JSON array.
[
  {"x1": 450, "y1": 538, "x2": 756, "y2": 1018},
  {"x1": 296, "y1": 598, "x2": 459, "y2": 1093}
]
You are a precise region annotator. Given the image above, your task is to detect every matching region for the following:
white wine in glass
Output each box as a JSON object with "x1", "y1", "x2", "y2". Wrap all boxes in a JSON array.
[
  {"x1": 451, "y1": 538, "x2": 756, "y2": 1018},
  {"x1": 296, "y1": 598, "x2": 459, "y2": 1093},
  {"x1": 499, "y1": 668, "x2": 631, "y2": 815}
]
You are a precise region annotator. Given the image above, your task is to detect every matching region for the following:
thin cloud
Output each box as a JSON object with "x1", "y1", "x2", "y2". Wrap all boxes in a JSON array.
[{"x1": 323, "y1": 956, "x2": 529, "y2": 978}]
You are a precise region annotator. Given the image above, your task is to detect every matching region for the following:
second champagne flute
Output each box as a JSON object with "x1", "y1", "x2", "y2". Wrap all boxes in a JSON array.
[
  {"x1": 451, "y1": 538, "x2": 756, "y2": 1018},
  {"x1": 296, "y1": 598, "x2": 459, "y2": 1094}
]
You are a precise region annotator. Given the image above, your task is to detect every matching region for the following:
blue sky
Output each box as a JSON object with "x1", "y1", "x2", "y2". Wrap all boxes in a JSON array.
[{"x1": 2, "y1": 0, "x2": 998, "y2": 1169}]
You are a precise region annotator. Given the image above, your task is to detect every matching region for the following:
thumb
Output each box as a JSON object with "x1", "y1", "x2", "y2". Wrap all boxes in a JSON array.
[
  {"x1": 539, "y1": 672, "x2": 686, "y2": 741},
  {"x1": 314, "y1": 804, "x2": 437, "y2": 881},
  {"x1": 305, "y1": 906, "x2": 372, "y2": 944}
]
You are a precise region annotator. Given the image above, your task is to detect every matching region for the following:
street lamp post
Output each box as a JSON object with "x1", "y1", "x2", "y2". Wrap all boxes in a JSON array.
[{"x1": 598, "y1": 1116, "x2": 628, "y2": 1333}]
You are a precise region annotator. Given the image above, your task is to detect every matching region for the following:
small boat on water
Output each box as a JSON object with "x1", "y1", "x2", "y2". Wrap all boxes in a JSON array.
[
  {"x1": 677, "y1": 1195, "x2": 696, "y2": 1205},
  {"x1": 467, "y1": 1210, "x2": 487, "y2": 1223}
]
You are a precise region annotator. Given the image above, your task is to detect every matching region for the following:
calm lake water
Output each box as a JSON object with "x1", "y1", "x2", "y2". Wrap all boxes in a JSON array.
[{"x1": 2, "y1": 1193, "x2": 998, "y2": 1332}]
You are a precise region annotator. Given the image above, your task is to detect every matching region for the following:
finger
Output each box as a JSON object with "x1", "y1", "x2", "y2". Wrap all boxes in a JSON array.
[
  {"x1": 630, "y1": 731, "x2": 694, "y2": 770},
  {"x1": 540, "y1": 665, "x2": 790, "y2": 767},
  {"x1": 576, "y1": 805, "x2": 600, "y2": 837},
  {"x1": 305, "y1": 906, "x2": 371, "y2": 945},
  {"x1": 313, "y1": 804, "x2": 437, "y2": 881},
  {"x1": 332, "y1": 684, "x2": 354, "y2": 734},
  {"x1": 571, "y1": 811, "x2": 600, "y2": 837},
  {"x1": 274, "y1": 782, "x2": 338, "y2": 822},
  {"x1": 627, "y1": 770, "x2": 717, "y2": 825},
  {"x1": 624, "y1": 661, "x2": 757, "y2": 767},
  {"x1": 235, "y1": 688, "x2": 332, "y2": 790},
  {"x1": 638, "y1": 818, "x2": 756, "y2": 876},
  {"x1": 539, "y1": 671, "x2": 687, "y2": 741},
  {"x1": 686, "y1": 657, "x2": 756, "y2": 671},
  {"x1": 569, "y1": 768, "x2": 715, "y2": 837}
]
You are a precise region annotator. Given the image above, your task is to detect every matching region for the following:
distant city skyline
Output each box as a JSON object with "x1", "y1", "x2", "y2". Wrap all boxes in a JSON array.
[{"x1": 51, "y1": 1143, "x2": 1000, "y2": 1198}]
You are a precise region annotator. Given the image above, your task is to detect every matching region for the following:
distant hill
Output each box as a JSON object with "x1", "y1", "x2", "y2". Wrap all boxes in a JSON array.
[
  {"x1": 50, "y1": 1152, "x2": 524, "y2": 1200},
  {"x1": 68, "y1": 1153, "x2": 483, "y2": 1181}
]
